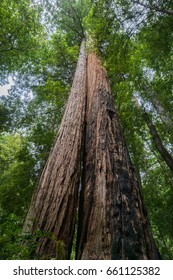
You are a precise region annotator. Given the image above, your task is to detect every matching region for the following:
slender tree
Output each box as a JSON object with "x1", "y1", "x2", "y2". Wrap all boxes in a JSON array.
[
  {"x1": 133, "y1": 96, "x2": 173, "y2": 173},
  {"x1": 143, "y1": 111, "x2": 173, "y2": 173}
]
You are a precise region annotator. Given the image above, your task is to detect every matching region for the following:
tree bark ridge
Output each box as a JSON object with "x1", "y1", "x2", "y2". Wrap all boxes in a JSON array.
[
  {"x1": 76, "y1": 53, "x2": 160, "y2": 260},
  {"x1": 23, "y1": 42, "x2": 87, "y2": 259},
  {"x1": 24, "y1": 47, "x2": 160, "y2": 260}
]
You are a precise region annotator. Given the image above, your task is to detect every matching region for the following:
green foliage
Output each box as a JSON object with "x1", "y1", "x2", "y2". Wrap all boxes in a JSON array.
[
  {"x1": 0, "y1": 134, "x2": 36, "y2": 216},
  {"x1": 0, "y1": 0, "x2": 44, "y2": 83},
  {"x1": 0, "y1": 214, "x2": 41, "y2": 259},
  {"x1": 142, "y1": 167, "x2": 173, "y2": 259},
  {"x1": 0, "y1": 214, "x2": 25, "y2": 259}
]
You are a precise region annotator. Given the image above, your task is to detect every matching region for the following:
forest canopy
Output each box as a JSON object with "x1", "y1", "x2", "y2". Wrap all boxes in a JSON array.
[{"x1": 0, "y1": 0, "x2": 173, "y2": 259}]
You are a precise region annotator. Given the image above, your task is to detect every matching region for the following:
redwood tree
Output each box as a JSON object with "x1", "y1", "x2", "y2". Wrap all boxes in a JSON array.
[
  {"x1": 76, "y1": 53, "x2": 160, "y2": 260},
  {"x1": 23, "y1": 43, "x2": 87, "y2": 259},
  {"x1": 24, "y1": 45, "x2": 161, "y2": 259}
]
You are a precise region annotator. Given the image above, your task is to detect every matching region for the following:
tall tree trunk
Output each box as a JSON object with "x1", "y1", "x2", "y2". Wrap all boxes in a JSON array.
[
  {"x1": 143, "y1": 111, "x2": 173, "y2": 173},
  {"x1": 24, "y1": 46, "x2": 160, "y2": 260},
  {"x1": 133, "y1": 95, "x2": 173, "y2": 173},
  {"x1": 23, "y1": 43, "x2": 87, "y2": 259},
  {"x1": 76, "y1": 53, "x2": 160, "y2": 260}
]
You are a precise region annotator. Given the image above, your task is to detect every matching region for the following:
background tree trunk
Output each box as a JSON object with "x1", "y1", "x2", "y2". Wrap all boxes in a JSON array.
[
  {"x1": 76, "y1": 53, "x2": 161, "y2": 260},
  {"x1": 23, "y1": 43, "x2": 87, "y2": 259},
  {"x1": 143, "y1": 111, "x2": 173, "y2": 173}
]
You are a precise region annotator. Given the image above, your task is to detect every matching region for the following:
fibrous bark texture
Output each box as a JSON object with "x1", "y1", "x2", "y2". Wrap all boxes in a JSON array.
[
  {"x1": 76, "y1": 54, "x2": 160, "y2": 260},
  {"x1": 24, "y1": 46, "x2": 160, "y2": 260},
  {"x1": 23, "y1": 43, "x2": 87, "y2": 259}
]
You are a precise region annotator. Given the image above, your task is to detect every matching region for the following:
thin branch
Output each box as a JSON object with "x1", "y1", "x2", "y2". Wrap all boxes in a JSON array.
[{"x1": 133, "y1": 0, "x2": 173, "y2": 16}]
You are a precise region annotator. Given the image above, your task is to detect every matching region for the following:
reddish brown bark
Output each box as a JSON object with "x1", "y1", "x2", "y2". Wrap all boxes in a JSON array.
[
  {"x1": 23, "y1": 43, "x2": 87, "y2": 259},
  {"x1": 76, "y1": 54, "x2": 160, "y2": 260},
  {"x1": 24, "y1": 47, "x2": 160, "y2": 260}
]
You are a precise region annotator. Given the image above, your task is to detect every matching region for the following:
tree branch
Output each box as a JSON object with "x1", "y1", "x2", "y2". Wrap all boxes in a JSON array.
[{"x1": 133, "y1": 0, "x2": 173, "y2": 16}]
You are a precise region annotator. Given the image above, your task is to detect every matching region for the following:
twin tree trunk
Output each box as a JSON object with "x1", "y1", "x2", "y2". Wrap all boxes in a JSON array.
[
  {"x1": 24, "y1": 44, "x2": 87, "y2": 259},
  {"x1": 24, "y1": 43, "x2": 160, "y2": 259}
]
